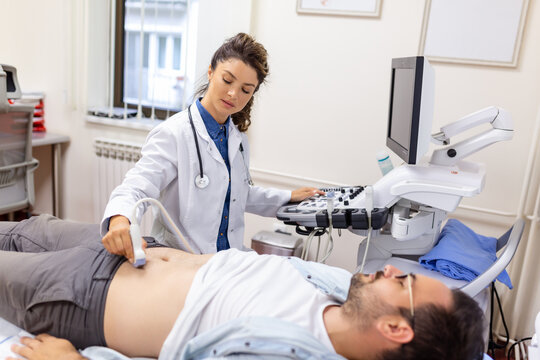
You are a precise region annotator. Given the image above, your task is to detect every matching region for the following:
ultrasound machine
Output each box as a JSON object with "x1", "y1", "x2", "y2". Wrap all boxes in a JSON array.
[{"x1": 276, "y1": 56, "x2": 514, "y2": 273}]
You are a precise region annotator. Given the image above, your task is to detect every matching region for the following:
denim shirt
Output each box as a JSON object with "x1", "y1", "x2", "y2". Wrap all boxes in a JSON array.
[
  {"x1": 80, "y1": 256, "x2": 352, "y2": 360},
  {"x1": 196, "y1": 100, "x2": 231, "y2": 251}
]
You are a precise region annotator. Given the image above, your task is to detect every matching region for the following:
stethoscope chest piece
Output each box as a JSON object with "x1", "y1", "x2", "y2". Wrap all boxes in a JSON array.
[
  {"x1": 188, "y1": 103, "x2": 251, "y2": 189},
  {"x1": 195, "y1": 174, "x2": 210, "y2": 189}
]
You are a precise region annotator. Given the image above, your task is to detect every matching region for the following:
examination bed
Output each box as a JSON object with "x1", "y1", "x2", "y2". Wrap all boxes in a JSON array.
[
  {"x1": 0, "y1": 314, "x2": 496, "y2": 359},
  {"x1": 0, "y1": 219, "x2": 522, "y2": 360}
]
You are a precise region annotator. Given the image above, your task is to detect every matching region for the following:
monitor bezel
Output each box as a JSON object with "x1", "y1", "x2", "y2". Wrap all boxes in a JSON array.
[{"x1": 386, "y1": 56, "x2": 425, "y2": 165}]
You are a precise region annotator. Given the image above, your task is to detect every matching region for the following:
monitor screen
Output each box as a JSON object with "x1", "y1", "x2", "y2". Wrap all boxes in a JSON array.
[
  {"x1": 386, "y1": 56, "x2": 434, "y2": 165},
  {"x1": 6, "y1": 70, "x2": 16, "y2": 93}
]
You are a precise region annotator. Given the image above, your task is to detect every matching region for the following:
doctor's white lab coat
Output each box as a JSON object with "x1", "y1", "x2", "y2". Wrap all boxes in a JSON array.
[{"x1": 100, "y1": 105, "x2": 291, "y2": 253}]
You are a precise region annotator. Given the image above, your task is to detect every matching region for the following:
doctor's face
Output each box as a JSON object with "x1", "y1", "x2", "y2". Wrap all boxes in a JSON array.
[{"x1": 201, "y1": 58, "x2": 259, "y2": 124}]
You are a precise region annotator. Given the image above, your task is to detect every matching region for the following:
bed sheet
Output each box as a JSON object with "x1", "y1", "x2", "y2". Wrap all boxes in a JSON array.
[
  {"x1": 1, "y1": 316, "x2": 496, "y2": 360},
  {"x1": 0, "y1": 317, "x2": 155, "y2": 360},
  {"x1": 0, "y1": 316, "x2": 32, "y2": 358}
]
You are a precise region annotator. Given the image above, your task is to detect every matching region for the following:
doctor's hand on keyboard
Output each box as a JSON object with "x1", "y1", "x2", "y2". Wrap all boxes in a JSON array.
[
  {"x1": 290, "y1": 187, "x2": 325, "y2": 203},
  {"x1": 102, "y1": 215, "x2": 147, "y2": 264}
]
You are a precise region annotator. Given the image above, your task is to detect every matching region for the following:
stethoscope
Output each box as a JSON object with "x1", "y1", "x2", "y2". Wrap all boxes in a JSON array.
[{"x1": 188, "y1": 105, "x2": 254, "y2": 189}]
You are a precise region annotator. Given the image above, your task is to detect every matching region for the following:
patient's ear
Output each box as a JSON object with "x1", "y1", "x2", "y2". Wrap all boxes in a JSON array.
[{"x1": 375, "y1": 315, "x2": 414, "y2": 344}]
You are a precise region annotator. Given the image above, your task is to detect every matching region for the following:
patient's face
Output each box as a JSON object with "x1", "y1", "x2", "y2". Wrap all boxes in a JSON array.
[{"x1": 351, "y1": 265, "x2": 452, "y2": 315}]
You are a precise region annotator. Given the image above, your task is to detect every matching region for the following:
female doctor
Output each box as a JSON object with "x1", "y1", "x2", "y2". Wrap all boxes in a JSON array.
[{"x1": 101, "y1": 33, "x2": 321, "y2": 261}]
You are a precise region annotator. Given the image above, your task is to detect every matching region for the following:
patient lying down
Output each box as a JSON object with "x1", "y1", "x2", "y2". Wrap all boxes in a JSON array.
[{"x1": 0, "y1": 215, "x2": 485, "y2": 360}]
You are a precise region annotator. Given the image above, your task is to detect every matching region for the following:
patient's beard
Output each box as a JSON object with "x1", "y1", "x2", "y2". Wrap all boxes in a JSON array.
[{"x1": 345, "y1": 272, "x2": 397, "y2": 331}]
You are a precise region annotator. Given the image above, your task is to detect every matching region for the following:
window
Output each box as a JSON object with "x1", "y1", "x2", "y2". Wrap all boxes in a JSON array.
[
  {"x1": 158, "y1": 36, "x2": 167, "y2": 69},
  {"x1": 173, "y1": 37, "x2": 182, "y2": 70},
  {"x1": 114, "y1": 0, "x2": 192, "y2": 118}
]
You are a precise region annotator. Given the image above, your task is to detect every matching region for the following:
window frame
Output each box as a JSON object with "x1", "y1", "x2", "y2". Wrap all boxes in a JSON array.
[{"x1": 113, "y1": 0, "x2": 181, "y2": 120}]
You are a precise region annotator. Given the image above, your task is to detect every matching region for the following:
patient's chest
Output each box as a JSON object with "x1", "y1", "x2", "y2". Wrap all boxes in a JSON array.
[{"x1": 195, "y1": 254, "x2": 336, "y2": 351}]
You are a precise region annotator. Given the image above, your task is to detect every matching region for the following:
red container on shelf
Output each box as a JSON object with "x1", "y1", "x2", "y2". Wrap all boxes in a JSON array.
[{"x1": 13, "y1": 92, "x2": 46, "y2": 132}]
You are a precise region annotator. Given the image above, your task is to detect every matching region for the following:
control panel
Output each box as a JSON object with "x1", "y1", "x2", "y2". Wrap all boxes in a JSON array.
[
  {"x1": 277, "y1": 186, "x2": 389, "y2": 230},
  {"x1": 296, "y1": 186, "x2": 364, "y2": 211}
]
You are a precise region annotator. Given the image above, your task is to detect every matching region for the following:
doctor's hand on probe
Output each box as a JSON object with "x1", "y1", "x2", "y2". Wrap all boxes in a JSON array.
[
  {"x1": 101, "y1": 215, "x2": 146, "y2": 264},
  {"x1": 290, "y1": 187, "x2": 325, "y2": 202}
]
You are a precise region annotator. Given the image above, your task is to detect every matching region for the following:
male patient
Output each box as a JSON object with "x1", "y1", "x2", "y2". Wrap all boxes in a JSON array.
[{"x1": 0, "y1": 215, "x2": 485, "y2": 360}]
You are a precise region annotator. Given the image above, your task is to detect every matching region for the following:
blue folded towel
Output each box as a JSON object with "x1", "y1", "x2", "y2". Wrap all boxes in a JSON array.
[{"x1": 419, "y1": 219, "x2": 512, "y2": 289}]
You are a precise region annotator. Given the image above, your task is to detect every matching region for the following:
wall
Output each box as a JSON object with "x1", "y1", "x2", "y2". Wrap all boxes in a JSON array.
[
  {"x1": 1, "y1": 0, "x2": 78, "y2": 216},
  {"x1": 1, "y1": 0, "x2": 539, "y2": 338}
]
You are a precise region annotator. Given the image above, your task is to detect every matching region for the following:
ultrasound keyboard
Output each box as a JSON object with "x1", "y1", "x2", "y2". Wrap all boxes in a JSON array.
[{"x1": 277, "y1": 186, "x2": 389, "y2": 230}]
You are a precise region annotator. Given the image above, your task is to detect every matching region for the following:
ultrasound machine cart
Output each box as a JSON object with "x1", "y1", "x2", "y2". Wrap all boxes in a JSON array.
[{"x1": 276, "y1": 56, "x2": 515, "y2": 292}]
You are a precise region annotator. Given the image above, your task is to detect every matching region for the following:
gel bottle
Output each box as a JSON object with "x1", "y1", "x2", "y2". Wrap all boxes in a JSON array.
[{"x1": 376, "y1": 150, "x2": 394, "y2": 176}]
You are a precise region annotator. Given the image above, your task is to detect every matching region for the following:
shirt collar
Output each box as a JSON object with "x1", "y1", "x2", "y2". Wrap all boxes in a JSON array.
[{"x1": 196, "y1": 99, "x2": 230, "y2": 138}]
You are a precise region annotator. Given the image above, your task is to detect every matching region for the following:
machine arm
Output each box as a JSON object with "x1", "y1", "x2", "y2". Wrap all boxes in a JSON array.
[{"x1": 430, "y1": 106, "x2": 513, "y2": 166}]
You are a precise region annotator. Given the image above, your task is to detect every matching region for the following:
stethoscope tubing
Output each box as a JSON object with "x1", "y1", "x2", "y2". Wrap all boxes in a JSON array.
[
  {"x1": 239, "y1": 143, "x2": 254, "y2": 186},
  {"x1": 188, "y1": 103, "x2": 253, "y2": 188},
  {"x1": 188, "y1": 105, "x2": 205, "y2": 179}
]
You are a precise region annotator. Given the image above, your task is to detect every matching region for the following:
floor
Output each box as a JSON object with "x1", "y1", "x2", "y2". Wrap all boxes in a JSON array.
[
  {"x1": 490, "y1": 339, "x2": 521, "y2": 360},
  {"x1": 493, "y1": 348, "x2": 508, "y2": 359}
]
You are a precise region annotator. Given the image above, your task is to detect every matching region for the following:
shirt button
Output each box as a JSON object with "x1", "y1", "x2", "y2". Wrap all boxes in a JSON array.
[
  {"x1": 231, "y1": 229, "x2": 234, "y2": 232},
  {"x1": 232, "y1": 198, "x2": 236, "y2": 202}
]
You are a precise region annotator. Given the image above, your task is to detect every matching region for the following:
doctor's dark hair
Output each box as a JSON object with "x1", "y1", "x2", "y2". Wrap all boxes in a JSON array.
[
  {"x1": 194, "y1": 32, "x2": 269, "y2": 132},
  {"x1": 378, "y1": 289, "x2": 485, "y2": 360}
]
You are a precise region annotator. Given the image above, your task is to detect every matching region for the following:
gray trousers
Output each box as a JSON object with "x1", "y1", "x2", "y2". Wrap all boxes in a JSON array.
[{"x1": 0, "y1": 214, "x2": 125, "y2": 349}]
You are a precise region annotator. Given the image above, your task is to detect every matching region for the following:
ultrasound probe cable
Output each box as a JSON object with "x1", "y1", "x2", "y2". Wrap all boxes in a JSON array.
[
  {"x1": 359, "y1": 186, "x2": 374, "y2": 273},
  {"x1": 300, "y1": 191, "x2": 335, "y2": 262},
  {"x1": 129, "y1": 198, "x2": 195, "y2": 267},
  {"x1": 323, "y1": 192, "x2": 335, "y2": 262}
]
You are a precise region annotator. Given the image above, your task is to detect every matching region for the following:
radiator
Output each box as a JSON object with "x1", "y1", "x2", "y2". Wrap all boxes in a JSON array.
[{"x1": 93, "y1": 137, "x2": 143, "y2": 224}]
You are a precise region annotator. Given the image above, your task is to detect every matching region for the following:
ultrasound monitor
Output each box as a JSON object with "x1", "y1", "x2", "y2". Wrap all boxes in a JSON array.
[{"x1": 386, "y1": 56, "x2": 434, "y2": 165}]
